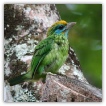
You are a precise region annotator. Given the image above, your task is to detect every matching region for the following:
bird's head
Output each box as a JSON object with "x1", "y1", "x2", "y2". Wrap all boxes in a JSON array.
[{"x1": 47, "y1": 20, "x2": 76, "y2": 37}]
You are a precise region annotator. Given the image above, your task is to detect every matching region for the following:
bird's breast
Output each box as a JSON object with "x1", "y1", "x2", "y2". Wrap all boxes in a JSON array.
[
  {"x1": 41, "y1": 35, "x2": 69, "y2": 73},
  {"x1": 54, "y1": 35, "x2": 69, "y2": 54}
]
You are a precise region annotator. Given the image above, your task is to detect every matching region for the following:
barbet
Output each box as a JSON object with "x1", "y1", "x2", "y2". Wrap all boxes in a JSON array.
[{"x1": 8, "y1": 20, "x2": 76, "y2": 86}]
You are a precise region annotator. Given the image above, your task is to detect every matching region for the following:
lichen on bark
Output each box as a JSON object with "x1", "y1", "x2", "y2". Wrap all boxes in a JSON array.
[{"x1": 4, "y1": 4, "x2": 60, "y2": 102}]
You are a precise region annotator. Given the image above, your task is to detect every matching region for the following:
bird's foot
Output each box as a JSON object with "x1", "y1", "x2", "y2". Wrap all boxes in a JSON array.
[
  {"x1": 42, "y1": 72, "x2": 57, "y2": 76},
  {"x1": 47, "y1": 72, "x2": 57, "y2": 76}
]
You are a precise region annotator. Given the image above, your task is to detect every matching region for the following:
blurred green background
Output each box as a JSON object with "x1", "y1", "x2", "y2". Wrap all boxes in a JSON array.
[{"x1": 56, "y1": 4, "x2": 102, "y2": 88}]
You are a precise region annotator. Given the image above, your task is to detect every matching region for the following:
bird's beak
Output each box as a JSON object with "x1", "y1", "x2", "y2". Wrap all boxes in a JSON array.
[{"x1": 66, "y1": 22, "x2": 76, "y2": 29}]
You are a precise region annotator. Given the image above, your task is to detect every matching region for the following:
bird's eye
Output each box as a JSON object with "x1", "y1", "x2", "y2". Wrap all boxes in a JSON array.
[{"x1": 58, "y1": 25, "x2": 64, "y2": 30}]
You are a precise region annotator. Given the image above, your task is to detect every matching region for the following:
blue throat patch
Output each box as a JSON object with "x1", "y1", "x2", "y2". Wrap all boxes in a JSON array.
[
  {"x1": 65, "y1": 30, "x2": 69, "y2": 38},
  {"x1": 55, "y1": 29, "x2": 69, "y2": 38}
]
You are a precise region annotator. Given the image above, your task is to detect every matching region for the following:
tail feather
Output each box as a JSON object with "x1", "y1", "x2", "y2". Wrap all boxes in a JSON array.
[{"x1": 8, "y1": 73, "x2": 32, "y2": 86}]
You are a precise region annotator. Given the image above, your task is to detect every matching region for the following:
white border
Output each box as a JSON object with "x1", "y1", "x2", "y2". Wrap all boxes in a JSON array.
[{"x1": 1, "y1": 0, "x2": 105, "y2": 105}]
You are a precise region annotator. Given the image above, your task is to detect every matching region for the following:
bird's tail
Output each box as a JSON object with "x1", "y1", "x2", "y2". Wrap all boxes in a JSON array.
[{"x1": 8, "y1": 72, "x2": 32, "y2": 86}]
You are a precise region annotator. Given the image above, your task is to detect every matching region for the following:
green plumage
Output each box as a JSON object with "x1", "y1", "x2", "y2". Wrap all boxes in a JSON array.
[{"x1": 8, "y1": 20, "x2": 76, "y2": 86}]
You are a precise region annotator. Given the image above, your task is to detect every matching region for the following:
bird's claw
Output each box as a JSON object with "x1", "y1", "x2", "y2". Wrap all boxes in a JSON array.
[
  {"x1": 42, "y1": 72, "x2": 57, "y2": 76},
  {"x1": 47, "y1": 72, "x2": 57, "y2": 76}
]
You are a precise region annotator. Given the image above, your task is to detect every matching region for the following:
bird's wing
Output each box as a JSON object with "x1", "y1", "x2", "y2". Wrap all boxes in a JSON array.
[{"x1": 29, "y1": 36, "x2": 54, "y2": 78}]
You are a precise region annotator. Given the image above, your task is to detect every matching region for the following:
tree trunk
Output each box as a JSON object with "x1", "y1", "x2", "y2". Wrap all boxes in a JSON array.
[{"x1": 4, "y1": 4, "x2": 102, "y2": 102}]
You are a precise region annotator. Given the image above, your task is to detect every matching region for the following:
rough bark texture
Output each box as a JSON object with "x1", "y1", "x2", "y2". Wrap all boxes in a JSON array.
[
  {"x1": 41, "y1": 74, "x2": 102, "y2": 102},
  {"x1": 4, "y1": 4, "x2": 102, "y2": 102}
]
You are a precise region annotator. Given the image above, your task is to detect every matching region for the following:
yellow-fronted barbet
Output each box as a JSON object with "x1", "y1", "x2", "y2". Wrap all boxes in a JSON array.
[{"x1": 8, "y1": 20, "x2": 76, "y2": 86}]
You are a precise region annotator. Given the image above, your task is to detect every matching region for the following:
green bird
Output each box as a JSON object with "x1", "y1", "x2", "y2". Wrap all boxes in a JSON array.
[{"x1": 8, "y1": 20, "x2": 76, "y2": 86}]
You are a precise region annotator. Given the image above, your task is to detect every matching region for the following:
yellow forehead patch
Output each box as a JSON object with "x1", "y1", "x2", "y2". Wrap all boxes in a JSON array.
[{"x1": 54, "y1": 20, "x2": 67, "y2": 25}]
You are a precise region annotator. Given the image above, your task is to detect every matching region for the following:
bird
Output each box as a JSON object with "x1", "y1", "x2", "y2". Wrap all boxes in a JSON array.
[{"x1": 8, "y1": 20, "x2": 76, "y2": 86}]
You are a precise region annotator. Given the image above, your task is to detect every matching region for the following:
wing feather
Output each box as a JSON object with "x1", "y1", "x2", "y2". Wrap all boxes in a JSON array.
[{"x1": 29, "y1": 36, "x2": 54, "y2": 77}]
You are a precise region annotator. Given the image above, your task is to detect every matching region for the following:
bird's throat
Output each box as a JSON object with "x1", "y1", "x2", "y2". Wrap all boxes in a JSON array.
[{"x1": 64, "y1": 30, "x2": 69, "y2": 38}]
